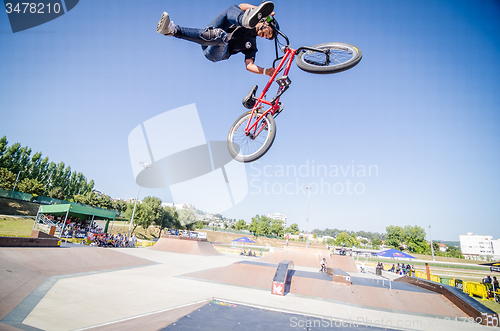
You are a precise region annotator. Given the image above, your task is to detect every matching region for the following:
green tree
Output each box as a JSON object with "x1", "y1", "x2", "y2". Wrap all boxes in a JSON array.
[
  {"x1": 78, "y1": 191, "x2": 100, "y2": 206},
  {"x1": 0, "y1": 137, "x2": 96, "y2": 200},
  {"x1": 153, "y1": 205, "x2": 180, "y2": 238},
  {"x1": 17, "y1": 146, "x2": 32, "y2": 183},
  {"x1": 0, "y1": 142, "x2": 21, "y2": 172},
  {"x1": 350, "y1": 233, "x2": 360, "y2": 247},
  {"x1": 84, "y1": 179, "x2": 95, "y2": 195},
  {"x1": 385, "y1": 225, "x2": 404, "y2": 248},
  {"x1": 195, "y1": 221, "x2": 205, "y2": 229},
  {"x1": 0, "y1": 136, "x2": 7, "y2": 162},
  {"x1": 403, "y1": 225, "x2": 428, "y2": 253},
  {"x1": 48, "y1": 186, "x2": 65, "y2": 200},
  {"x1": 432, "y1": 242, "x2": 439, "y2": 253},
  {"x1": 123, "y1": 196, "x2": 162, "y2": 235},
  {"x1": 287, "y1": 223, "x2": 300, "y2": 235},
  {"x1": 249, "y1": 215, "x2": 272, "y2": 236},
  {"x1": 335, "y1": 231, "x2": 352, "y2": 246},
  {"x1": 445, "y1": 246, "x2": 463, "y2": 259},
  {"x1": 17, "y1": 178, "x2": 45, "y2": 195},
  {"x1": 28, "y1": 152, "x2": 42, "y2": 182},
  {"x1": 124, "y1": 202, "x2": 148, "y2": 234},
  {"x1": 270, "y1": 219, "x2": 284, "y2": 237},
  {"x1": 0, "y1": 167, "x2": 16, "y2": 190},
  {"x1": 248, "y1": 219, "x2": 259, "y2": 236},
  {"x1": 235, "y1": 219, "x2": 247, "y2": 231},
  {"x1": 37, "y1": 156, "x2": 50, "y2": 184},
  {"x1": 96, "y1": 195, "x2": 112, "y2": 209},
  {"x1": 111, "y1": 199, "x2": 128, "y2": 213},
  {"x1": 257, "y1": 219, "x2": 270, "y2": 236},
  {"x1": 372, "y1": 238, "x2": 383, "y2": 249}
]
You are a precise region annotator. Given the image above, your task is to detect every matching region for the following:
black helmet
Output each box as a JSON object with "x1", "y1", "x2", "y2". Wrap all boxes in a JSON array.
[
  {"x1": 268, "y1": 17, "x2": 279, "y2": 39},
  {"x1": 257, "y1": 16, "x2": 278, "y2": 40}
]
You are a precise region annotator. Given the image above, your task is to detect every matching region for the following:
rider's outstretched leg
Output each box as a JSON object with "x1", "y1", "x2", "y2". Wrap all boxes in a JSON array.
[{"x1": 157, "y1": 12, "x2": 176, "y2": 36}]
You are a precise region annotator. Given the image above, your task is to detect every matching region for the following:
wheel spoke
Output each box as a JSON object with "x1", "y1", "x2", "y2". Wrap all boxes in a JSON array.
[
  {"x1": 296, "y1": 42, "x2": 362, "y2": 74},
  {"x1": 229, "y1": 113, "x2": 273, "y2": 160},
  {"x1": 303, "y1": 46, "x2": 355, "y2": 67}
]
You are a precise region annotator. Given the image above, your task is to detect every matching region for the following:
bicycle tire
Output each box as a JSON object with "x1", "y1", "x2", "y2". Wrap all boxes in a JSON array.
[
  {"x1": 227, "y1": 111, "x2": 276, "y2": 163},
  {"x1": 296, "y1": 42, "x2": 362, "y2": 74}
]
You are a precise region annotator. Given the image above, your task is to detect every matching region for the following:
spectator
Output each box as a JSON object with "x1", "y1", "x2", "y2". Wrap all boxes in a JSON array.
[{"x1": 483, "y1": 275, "x2": 492, "y2": 284}]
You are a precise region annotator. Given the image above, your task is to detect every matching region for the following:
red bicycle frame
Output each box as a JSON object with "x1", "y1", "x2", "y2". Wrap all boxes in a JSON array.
[{"x1": 243, "y1": 46, "x2": 297, "y2": 137}]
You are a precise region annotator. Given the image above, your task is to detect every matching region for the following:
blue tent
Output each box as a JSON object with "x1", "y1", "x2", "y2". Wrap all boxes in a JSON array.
[
  {"x1": 376, "y1": 249, "x2": 416, "y2": 259},
  {"x1": 232, "y1": 236, "x2": 256, "y2": 243}
]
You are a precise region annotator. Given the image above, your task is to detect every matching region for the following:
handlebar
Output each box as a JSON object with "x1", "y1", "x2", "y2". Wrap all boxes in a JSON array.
[{"x1": 268, "y1": 17, "x2": 329, "y2": 68}]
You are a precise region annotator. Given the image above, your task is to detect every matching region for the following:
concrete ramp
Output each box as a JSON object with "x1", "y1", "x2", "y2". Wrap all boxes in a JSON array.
[
  {"x1": 184, "y1": 261, "x2": 276, "y2": 289},
  {"x1": 0, "y1": 247, "x2": 154, "y2": 321},
  {"x1": 151, "y1": 236, "x2": 220, "y2": 256},
  {"x1": 323, "y1": 254, "x2": 358, "y2": 273},
  {"x1": 261, "y1": 248, "x2": 358, "y2": 272},
  {"x1": 182, "y1": 261, "x2": 466, "y2": 318},
  {"x1": 260, "y1": 248, "x2": 321, "y2": 268}
]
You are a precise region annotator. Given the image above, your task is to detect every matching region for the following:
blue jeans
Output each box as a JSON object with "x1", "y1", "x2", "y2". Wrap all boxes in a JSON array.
[{"x1": 174, "y1": 5, "x2": 244, "y2": 62}]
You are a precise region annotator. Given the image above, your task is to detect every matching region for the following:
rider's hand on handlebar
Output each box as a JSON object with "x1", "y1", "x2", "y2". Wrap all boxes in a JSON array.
[{"x1": 265, "y1": 67, "x2": 276, "y2": 76}]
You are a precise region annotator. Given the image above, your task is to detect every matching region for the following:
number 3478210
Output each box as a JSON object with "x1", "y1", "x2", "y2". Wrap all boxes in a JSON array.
[{"x1": 5, "y1": 3, "x2": 62, "y2": 14}]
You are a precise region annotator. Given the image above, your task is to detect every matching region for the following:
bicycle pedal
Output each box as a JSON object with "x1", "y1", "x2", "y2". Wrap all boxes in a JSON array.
[{"x1": 276, "y1": 75, "x2": 291, "y2": 87}]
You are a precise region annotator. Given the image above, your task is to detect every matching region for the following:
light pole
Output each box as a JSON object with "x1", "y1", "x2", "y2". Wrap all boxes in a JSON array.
[
  {"x1": 306, "y1": 183, "x2": 311, "y2": 233},
  {"x1": 128, "y1": 162, "x2": 151, "y2": 238},
  {"x1": 429, "y1": 225, "x2": 435, "y2": 261},
  {"x1": 12, "y1": 170, "x2": 22, "y2": 191}
]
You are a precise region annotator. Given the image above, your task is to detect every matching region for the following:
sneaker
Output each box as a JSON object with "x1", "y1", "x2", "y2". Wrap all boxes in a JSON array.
[
  {"x1": 241, "y1": 1, "x2": 274, "y2": 29},
  {"x1": 156, "y1": 12, "x2": 176, "y2": 36}
]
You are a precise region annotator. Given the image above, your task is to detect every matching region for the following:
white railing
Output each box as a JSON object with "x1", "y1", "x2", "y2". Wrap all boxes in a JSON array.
[
  {"x1": 36, "y1": 213, "x2": 56, "y2": 227},
  {"x1": 368, "y1": 268, "x2": 393, "y2": 289},
  {"x1": 33, "y1": 213, "x2": 60, "y2": 235}
]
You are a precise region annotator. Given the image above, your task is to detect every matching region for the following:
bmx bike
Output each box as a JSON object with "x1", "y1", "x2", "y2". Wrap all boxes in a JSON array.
[{"x1": 227, "y1": 18, "x2": 362, "y2": 163}]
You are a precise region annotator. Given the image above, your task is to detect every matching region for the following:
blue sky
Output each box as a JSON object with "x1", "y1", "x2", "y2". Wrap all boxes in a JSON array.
[{"x1": 1, "y1": 0, "x2": 499, "y2": 241}]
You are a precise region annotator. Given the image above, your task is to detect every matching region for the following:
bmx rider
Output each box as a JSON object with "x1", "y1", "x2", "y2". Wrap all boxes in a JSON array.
[{"x1": 157, "y1": 2, "x2": 276, "y2": 76}]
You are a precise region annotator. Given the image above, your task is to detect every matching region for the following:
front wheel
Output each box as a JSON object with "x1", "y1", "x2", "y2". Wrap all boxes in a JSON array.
[
  {"x1": 227, "y1": 111, "x2": 276, "y2": 163},
  {"x1": 296, "y1": 42, "x2": 362, "y2": 74}
]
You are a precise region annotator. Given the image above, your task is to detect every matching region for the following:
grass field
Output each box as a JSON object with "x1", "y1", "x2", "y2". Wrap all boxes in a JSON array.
[
  {"x1": 474, "y1": 297, "x2": 500, "y2": 315},
  {"x1": 0, "y1": 216, "x2": 35, "y2": 237}
]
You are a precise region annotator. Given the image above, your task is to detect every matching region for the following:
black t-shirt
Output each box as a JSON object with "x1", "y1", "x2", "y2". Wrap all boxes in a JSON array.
[{"x1": 224, "y1": 26, "x2": 257, "y2": 60}]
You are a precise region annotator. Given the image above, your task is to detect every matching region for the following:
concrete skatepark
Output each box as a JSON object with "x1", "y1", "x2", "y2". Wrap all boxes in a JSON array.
[{"x1": 0, "y1": 236, "x2": 497, "y2": 330}]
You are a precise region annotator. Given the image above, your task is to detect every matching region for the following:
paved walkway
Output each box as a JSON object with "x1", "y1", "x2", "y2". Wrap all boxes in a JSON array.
[{"x1": 0, "y1": 247, "x2": 494, "y2": 330}]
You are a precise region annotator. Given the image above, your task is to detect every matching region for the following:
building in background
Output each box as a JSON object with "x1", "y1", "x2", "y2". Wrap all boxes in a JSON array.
[{"x1": 459, "y1": 232, "x2": 500, "y2": 260}]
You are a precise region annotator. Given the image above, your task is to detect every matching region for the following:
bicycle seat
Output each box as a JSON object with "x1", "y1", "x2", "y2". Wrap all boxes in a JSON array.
[{"x1": 242, "y1": 85, "x2": 258, "y2": 109}]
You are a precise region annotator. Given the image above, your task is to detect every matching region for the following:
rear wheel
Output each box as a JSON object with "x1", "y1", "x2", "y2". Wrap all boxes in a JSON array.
[
  {"x1": 227, "y1": 111, "x2": 276, "y2": 163},
  {"x1": 296, "y1": 42, "x2": 362, "y2": 74}
]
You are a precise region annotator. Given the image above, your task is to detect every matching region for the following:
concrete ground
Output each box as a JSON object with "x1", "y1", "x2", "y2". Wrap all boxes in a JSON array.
[{"x1": 0, "y1": 246, "x2": 495, "y2": 331}]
